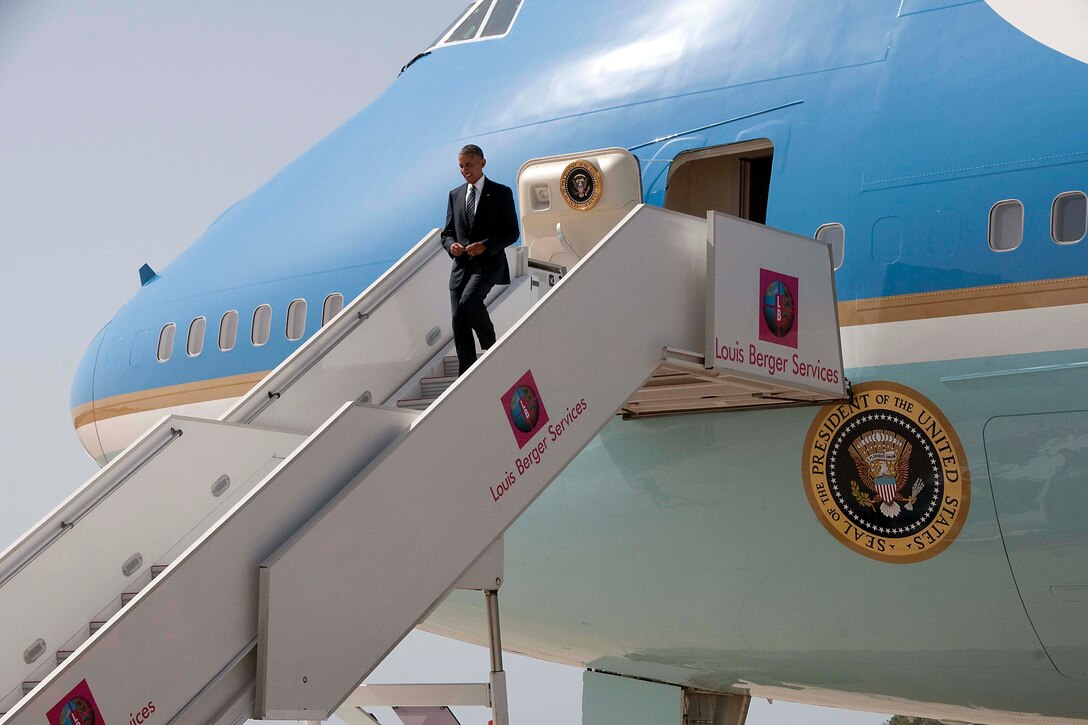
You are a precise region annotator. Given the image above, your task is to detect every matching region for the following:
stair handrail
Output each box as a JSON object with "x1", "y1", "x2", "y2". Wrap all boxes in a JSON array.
[
  {"x1": 223, "y1": 229, "x2": 444, "y2": 425},
  {"x1": 0, "y1": 230, "x2": 445, "y2": 590},
  {"x1": 0, "y1": 419, "x2": 183, "y2": 590}
]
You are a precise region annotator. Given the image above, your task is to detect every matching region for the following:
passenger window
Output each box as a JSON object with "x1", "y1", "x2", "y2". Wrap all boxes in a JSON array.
[
  {"x1": 157, "y1": 323, "x2": 176, "y2": 362},
  {"x1": 816, "y1": 223, "x2": 845, "y2": 270},
  {"x1": 187, "y1": 317, "x2": 206, "y2": 357},
  {"x1": 286, "y1": 299, "x2": 307, "y2": 341},
  {"x1": 989, "y1": 200, "x2": 1023, "y2": 252},
  {"x1": 219, "y1": 310, "x2": 238, "y2": 351},
  {"x1": 252, "y1": 305, "x2": 272, "y2": 346},
  {"x1": 1052, "y1": 191, "x2": 1087, "y2": 244},
  {"x1": 447, "y1": 0, "x2": 494, "y2": 42},
  {"x1": 482, "y1": 0, "x2": 521, "y2": 37},
  {"x1": 322, "y1": 293, "x2": 344, "y2": 326}
]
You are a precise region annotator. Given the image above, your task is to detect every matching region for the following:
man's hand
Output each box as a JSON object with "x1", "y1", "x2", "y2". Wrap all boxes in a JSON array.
[
  {"x1": 450, "y1": 242, "x2": 466, "y2": 257},
  {"x1": 466, "y1": 242, "x2": 486, "y2": 257}
]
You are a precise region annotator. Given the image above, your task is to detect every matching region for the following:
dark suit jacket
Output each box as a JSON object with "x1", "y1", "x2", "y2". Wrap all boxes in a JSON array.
[{"x1": 441, "y1": 177, "x2": 520, "y2": 290}]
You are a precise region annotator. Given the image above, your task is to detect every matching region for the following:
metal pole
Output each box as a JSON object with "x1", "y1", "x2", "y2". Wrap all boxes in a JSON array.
[
  {"x1": 485, "y1": 590, "x2": 509, "y2": 725},
  {"x1": 486, "y1": 590, "x2": 504, "y2": 672}
]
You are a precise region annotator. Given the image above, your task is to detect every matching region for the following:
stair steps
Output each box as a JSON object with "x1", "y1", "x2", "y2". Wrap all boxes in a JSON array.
[
  {"x1": 17, "y1": 567, "x2": 168, "y2": 702},
  {"x1": 396, "y1": 356, "x2": 464, "y2": 410},
  {"x1": 420, "y1": 375, "x2": 457, "y2": 397}
]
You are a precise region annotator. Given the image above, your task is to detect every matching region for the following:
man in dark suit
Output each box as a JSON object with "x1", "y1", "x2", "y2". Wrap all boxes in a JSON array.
[{"x1": 441, "y1": 144, "x2": 520, "y2": 375}]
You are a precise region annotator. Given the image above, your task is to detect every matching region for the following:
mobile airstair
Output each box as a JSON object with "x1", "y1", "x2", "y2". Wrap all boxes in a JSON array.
[{"x1": 0, "y1": 149, "x2": 847, "y2": 725}]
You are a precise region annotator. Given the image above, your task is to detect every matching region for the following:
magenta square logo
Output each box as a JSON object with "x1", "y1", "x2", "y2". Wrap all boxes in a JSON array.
[
  {"x1": 47, "y1": 679, "x2": 106, "y2": 725},
  {"x1": 501, "y1": 370, "x2": 550, "y2": 448},
  {"x1": 758, "y1": 268, "x2": 799, "y2": 349}
]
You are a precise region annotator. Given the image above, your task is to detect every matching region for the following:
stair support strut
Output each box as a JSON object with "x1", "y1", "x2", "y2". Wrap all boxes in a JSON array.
[{"x1": 486, "y1": 589, "x2": 509, "y2": 725}]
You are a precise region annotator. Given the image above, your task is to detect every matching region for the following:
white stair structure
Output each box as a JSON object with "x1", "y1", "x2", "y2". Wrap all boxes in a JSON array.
[{"x1": 0, "y1": 149, "x2": 846, "y2": 725}]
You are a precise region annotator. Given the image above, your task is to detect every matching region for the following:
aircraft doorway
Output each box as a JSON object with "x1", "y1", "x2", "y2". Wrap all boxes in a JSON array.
[{"x1": 664, "y1": 139, "x2": 774, "y2": 223}]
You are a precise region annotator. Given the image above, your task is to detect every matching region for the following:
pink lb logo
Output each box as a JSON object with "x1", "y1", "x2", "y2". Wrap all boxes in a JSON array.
[
  {"x1": 47, "y1": 680, "x2": 104, "y2": 725},
  {"x1": 758, "y1": 268, "x2": 799, "y2": 348},
  {"x1": 501, "y1": 370, "x2": 550, "y2": 448}
]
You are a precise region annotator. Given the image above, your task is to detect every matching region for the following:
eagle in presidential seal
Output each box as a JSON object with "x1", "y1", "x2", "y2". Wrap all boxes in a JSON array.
[
  {"x1": 559, "y1": 159, "x2": 603, "y2": 211},
  {"x1": 847, "y1": 429, "x2": 924, "y2": 518},
  {"x1": 802, "y1": 381, "x2": 970, "y2": 563}
]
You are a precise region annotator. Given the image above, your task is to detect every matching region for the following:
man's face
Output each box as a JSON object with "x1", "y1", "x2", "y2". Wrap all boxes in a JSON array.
[{"x1": 458, "y1": 152, "x2": 486, "y2": 184}]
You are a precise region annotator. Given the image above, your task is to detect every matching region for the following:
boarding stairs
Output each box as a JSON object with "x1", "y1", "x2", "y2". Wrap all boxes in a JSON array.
[{"x1": 0, "y1": 149, "x2": 846, "y2": 725}]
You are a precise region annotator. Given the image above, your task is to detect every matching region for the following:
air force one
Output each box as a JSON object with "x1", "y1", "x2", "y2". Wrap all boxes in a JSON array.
[{"x1": 3, "y1": 1, "x2": 1088, "y2": 724}]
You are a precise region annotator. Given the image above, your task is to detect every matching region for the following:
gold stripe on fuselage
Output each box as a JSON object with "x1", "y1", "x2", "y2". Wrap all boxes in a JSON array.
[
  {"x1": 71, "y1": 276, "x2": 1088, "y2": 429},
  {"x1": 71, "y1": 371, "x2": 268, "y2": 429},
  {"x1": 839, "y1": 275, "x2": 1088, "y2": 326}
]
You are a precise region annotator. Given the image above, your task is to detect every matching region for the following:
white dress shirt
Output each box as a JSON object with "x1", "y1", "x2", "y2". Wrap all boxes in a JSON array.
[{"x1": 465, "y1": 175, "x2": 486, "y2": 215}]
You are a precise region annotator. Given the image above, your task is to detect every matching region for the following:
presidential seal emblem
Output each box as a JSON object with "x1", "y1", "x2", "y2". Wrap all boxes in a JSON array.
[
  {"x1": 802, "y1": 382, "x2": 970, "y2": 563},
  {"x1": 559, "y1": 159, "x2": 603, "y2": 211}
]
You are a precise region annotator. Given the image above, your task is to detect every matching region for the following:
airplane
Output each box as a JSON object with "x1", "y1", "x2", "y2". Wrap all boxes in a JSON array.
[{"x1": 8, "y1": 0, "x2": 1088, "y2": 724}]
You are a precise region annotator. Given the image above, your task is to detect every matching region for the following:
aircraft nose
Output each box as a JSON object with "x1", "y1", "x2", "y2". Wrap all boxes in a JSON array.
[{"x1": 70, "y1": 324, "x2": 109, "y2": 465}]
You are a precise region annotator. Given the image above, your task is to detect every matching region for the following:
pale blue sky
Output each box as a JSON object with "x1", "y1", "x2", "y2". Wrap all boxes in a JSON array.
[{"x1": 0, "y1": 3, "x2": 890, "y2": 723}]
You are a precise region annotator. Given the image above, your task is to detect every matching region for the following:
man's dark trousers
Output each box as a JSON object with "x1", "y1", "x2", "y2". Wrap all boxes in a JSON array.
[
  {"x1": 450, "y1": 270, "x2": 496, "y2": 375},
  {"x1": 440, "y1": 176, "x2": 520, "y2": 376}
]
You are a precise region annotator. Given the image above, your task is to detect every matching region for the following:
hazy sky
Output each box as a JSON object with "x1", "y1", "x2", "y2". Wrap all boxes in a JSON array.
[{"x1": 0, "y1": 3, "x2": 890, "y2": 723}]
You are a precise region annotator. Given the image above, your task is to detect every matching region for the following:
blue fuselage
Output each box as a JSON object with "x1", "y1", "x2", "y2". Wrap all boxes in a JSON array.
[{"x1": 70, "y1": 1, "x2": 1088, "y2": 720}]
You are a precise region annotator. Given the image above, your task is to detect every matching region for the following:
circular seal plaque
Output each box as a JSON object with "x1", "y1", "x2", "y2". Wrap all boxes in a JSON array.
[
  {"x1": 802, "y1": 381, "x2": 970, "y2": 563},
  {"x1": 559, "y1": 160, "x2": 603, "y2": 211}
]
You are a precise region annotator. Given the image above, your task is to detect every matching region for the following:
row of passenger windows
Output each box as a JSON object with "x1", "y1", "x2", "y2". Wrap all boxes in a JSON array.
[
  {"x1": 989, "y1": 191, "x2": 1087, "y2": 251},
  {"x1": 157, "y1": 293, "x2": 345, "y2": 362},
  {"x1": 814, "y1": 190, "x2": 1087, "y2": 269},
  {"x1": 156, "y1": 191, "x2": 1086, "y2": 362}
]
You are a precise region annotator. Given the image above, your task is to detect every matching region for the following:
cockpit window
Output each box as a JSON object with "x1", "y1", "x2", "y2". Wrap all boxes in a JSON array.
[
  {"x1": 431, "y1": 3, "x2": 473, "y2": 47},
  {"x1": 482, "y1": 0, "x2": 520, "y2": 37},
  {"x1": 448, "y1": 0, "x2": 494, "y2": 43},
  {"x1": 431, "y1": 0, "x2": 522, "y2": 48}
]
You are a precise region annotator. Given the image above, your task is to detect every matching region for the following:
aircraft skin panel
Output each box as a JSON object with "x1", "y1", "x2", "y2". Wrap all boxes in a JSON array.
[
  {"x1": 80, "y1": 396, "x2": 242, "y2": 465},
  {"x1": 841, "y1": 302, "x2": 1088, "y2": 368},
  {"x1": 986, "y1": 411, "x2": 1088, "y2": 681}
]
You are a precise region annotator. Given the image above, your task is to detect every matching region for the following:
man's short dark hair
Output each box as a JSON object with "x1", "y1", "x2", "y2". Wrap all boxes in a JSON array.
[{"x1": 460, "y1": 144, "x2": 484, "y2": 159}]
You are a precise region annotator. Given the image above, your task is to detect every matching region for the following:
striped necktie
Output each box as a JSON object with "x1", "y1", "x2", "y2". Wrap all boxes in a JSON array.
[{"x1": 466, "y1": 184, "x2": 476, "y2": 229}]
